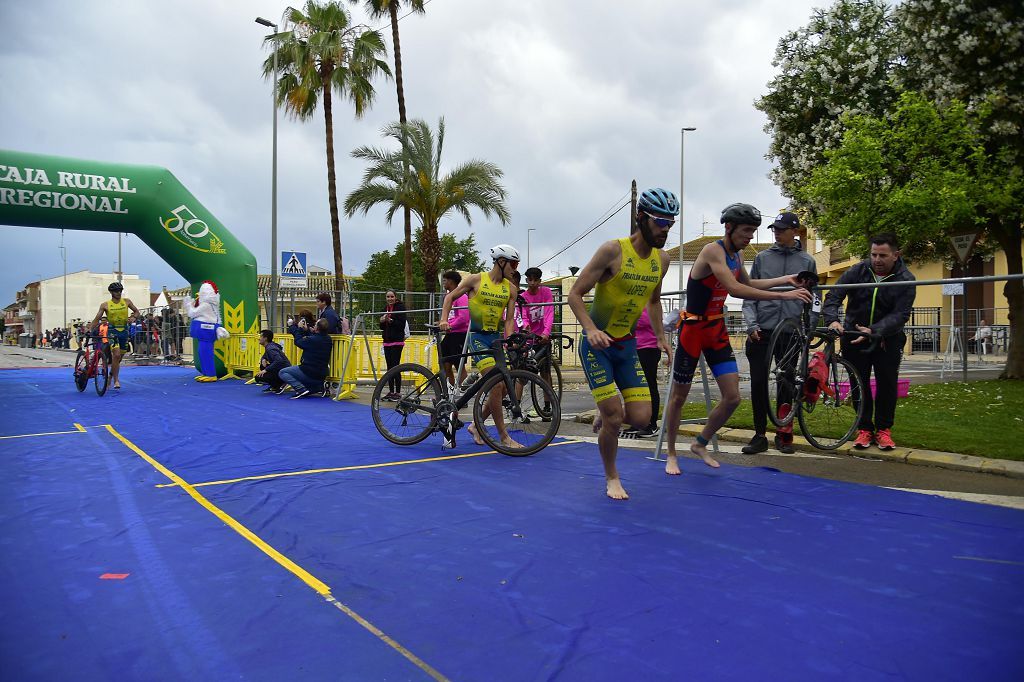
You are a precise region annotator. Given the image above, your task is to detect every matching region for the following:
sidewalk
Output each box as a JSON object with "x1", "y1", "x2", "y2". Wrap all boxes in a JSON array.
[{"x1": 572, "y1": 410, "x2": 1024, "y2": 480}]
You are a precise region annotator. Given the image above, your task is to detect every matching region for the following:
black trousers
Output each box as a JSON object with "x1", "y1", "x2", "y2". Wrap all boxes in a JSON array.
[
  {"x1": 745, "y1": 331, "x2": 797, "y2": 435},
  {"x1": 842, "y1": 332, "x2": 905, "y2": 432},
  {"x1": 255, "y1": 369, "x2": 285, "y2": 390},
  {"x1": 384, "y1": 345, "x2": 404, "y2": 393},
  {"x1": 636, "y1": 347, "x2": 662, "y2": 429}
]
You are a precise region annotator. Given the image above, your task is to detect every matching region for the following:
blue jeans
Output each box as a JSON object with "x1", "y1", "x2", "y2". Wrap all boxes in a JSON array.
[{"x1": 279, "y1": 366, "x2": 319, "y2": 393}]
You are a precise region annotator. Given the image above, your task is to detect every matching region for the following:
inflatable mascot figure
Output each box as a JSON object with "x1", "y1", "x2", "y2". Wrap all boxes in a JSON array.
[{"x1": 188, "y1": 280, "x2": 230, "y2": 381}]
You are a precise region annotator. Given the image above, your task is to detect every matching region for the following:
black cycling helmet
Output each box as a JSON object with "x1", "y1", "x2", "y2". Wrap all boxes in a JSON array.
[
  {"x1": 720, "y1": 203, "x2": 762, "y2": 227},
  {"x1": 637, "y1": 188, "x2": 680, "y2": 217},
  {"x1": 108, "y1": 281, "x2": 124, "y2": 292}
]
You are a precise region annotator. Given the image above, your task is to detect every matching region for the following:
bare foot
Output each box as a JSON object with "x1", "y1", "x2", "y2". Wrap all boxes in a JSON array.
[
  {"x1": 664, "y1": 452, "x2": 681, "y2": 475},
  {"x1": 467, "y1": 422, "x2": 485, "y2": 445},
  {"x1": 690, "y1": 442, "x2": 720, "y2": 468},
  {"x1": 606, "y1": 478, "x2": 629, "y2": 500},
  {"x1": 500, "y1": 434, "x2": 524, "y2": 449}
]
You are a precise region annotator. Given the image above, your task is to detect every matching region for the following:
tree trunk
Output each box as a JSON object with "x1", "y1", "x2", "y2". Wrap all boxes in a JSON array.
[
  {"x1": 322, "y1": 65, "x2": 345, "y2": 295},
  {"x1": 995, "y1": 221, "x2": 1023, "y2": 380},
  {"x1": 390, "y1": 4, "x2": 414, "y2": 304},
  {"x1": 421, "y1": 222, "x2": 441, "y2": 294}
]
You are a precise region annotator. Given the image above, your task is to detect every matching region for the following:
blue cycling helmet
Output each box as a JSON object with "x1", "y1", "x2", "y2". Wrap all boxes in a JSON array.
[{"x1": 637, "y1": 188, "x2": 680, "y2": 217}]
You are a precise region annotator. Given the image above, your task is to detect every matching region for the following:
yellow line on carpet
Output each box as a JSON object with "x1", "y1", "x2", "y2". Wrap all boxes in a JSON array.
[
  {"x1": 73, "y1": 423, "x2": 86, "y2": 432},
  {"x1": 155, "y1": 438, "x2": 581, "y2": 489},
  {"x1": 103, "y1": 424, "x2": 448, "y2": 681}
]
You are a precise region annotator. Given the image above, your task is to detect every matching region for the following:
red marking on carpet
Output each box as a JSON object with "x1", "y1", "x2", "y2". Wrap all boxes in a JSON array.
[{"x1": 99, "y1": 573, "x2": 130, "y2": 580}]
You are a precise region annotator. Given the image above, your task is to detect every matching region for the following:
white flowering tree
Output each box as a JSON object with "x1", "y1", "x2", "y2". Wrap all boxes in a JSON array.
[
  {"x1": 803, "y1": 93, "x2": 1024, "y2": 379},
  {"x1": 756, "y1": 0, "x2": 901, "y2": 205}
]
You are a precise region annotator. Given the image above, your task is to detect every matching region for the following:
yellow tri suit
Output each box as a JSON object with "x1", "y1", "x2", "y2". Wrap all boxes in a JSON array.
[
  {"x1": 467, "y1": 272, "x2": 511, "y2": 371},
  {"x1": 105, "y1": 298, "x2": 131, "y2": 350},
  {"x1": 581, "y1": 237, "x2": 662, "y2": 403}
]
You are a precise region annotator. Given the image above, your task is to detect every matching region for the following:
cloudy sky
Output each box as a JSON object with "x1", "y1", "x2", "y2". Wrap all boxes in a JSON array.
[{"x1": 0, "y1": 0, "x2": 826, "y2": 299}]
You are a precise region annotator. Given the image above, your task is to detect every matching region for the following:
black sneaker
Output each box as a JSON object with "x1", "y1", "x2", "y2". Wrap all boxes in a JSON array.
[
  {"x1": 741, "y1": 434, "x2": 769, "y2": 455},
  {"x1": 274, "y1": 386, "x2": 288, "y2": 395},
  {"x1": 774, "y1": 435, "x2": 795, "y2": 454},
  {"x1": 262, "y1": 386, "x2": 275, "y2": 393},
  {"x1": 291, "y1": 388, "x2": 312, "y2": 399},
  {"x1": 637, "y1": 425, "x2": 659, "y2": 438}
]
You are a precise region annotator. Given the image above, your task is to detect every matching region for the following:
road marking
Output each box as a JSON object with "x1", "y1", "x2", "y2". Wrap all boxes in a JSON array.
[
  {"x1": 0, "y1": 427, "x2": 89, "y2": 440},
  {"x1": 887, "y1": 487, "x2": 1024, "y2": 511},
  {"x1": 103, "y1": 424, "x2": 448, "y2": 681},
  {"x1": 156, "y1": 439, "x2": 581, "y2": 489}
]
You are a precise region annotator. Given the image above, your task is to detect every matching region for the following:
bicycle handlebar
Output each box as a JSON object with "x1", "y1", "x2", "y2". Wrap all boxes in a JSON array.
[{"x1": 811, "y1": 327, "x2": 880, "y2": 353}]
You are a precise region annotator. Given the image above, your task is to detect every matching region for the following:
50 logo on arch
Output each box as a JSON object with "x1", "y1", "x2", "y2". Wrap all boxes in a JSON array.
[{"x1": 160, "y1": 204, "x2": 226, "y2": 254}]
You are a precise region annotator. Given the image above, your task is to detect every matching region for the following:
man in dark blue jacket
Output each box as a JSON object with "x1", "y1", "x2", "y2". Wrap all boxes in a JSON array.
[
  {"x1": 280, "y1": 317, "x2": 333, "y2": 399},
  {"x1": 823, "y1": 233, "x2": 916, "y2": 451},
  {"x1": 316, "y1": 293, "x2": 342, "y2": 334},
  {"x1": 255, "y1": 329, "x2": 291, "y2": 393}
]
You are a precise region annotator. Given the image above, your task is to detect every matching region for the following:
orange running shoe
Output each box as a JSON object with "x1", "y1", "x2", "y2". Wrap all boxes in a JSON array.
[
  {"x1": 875, "y1": 429, "x2": 896, "y2": 450},
  {"x1": 853, "y1": 430, "x2": 874, "y2": 449}
]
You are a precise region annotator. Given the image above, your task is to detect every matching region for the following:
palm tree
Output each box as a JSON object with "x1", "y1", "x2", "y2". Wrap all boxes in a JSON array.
[
  {"x1": 262, "y1": 1, "x2": 391, "y2": 294},
  {"x1": 345, "y1": 118, "x2": 510, "y2": 292},
  {"x1": 355, "y1": 0, "x2": 426, "y2": 300}
]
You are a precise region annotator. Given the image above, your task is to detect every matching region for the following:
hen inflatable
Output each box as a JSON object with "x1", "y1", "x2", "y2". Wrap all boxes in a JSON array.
[{"x1": 188, "y1": 280, "x2": 230, "y2": 382}]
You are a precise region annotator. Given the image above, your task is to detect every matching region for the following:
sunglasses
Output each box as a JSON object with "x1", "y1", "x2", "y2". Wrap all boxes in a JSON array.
[{"x1": 646, "y1": 214, "x2": 675, "y2": 228}]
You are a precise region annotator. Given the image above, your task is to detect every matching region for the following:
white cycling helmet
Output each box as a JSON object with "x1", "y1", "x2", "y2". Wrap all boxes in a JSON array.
[{"x1": 490, "y1": 244, "x2": 521, "y2": 262}]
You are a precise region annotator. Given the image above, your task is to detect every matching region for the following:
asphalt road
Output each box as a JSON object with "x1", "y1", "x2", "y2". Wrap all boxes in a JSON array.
[{"x1": 3, "y1": 345, "x2": 1021, "y2": 508}]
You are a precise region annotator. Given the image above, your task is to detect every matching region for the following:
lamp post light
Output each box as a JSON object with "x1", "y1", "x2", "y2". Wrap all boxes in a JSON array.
[
  {"x1": 677, "y1": 126, "x2": 696, "y2": 305},
  {"x1": 527, "y1": 228, "x2": 536, "y2": 268},
  {"x1": 256, "y1": 16, "x2": 279, "y2": 331}
]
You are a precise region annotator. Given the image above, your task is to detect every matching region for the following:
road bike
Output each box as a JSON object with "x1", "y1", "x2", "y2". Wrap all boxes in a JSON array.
[
  {"x1": 505, "y1": 331, "x2": 572, "y2": 421},
  {"x1": 371, "y1": 325, "x2": 561, "y2": 456},
  {"x1": 766, "y1": 272, "x2": 877, "y2": 450},
  {"x1": 73, "y1": 333, "x2": 109, "y2": 396}
]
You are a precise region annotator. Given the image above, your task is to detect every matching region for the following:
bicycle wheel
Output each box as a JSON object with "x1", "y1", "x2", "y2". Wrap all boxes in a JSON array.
[
  {"x1": 371, "y1": 363, "x2": 442, "y2": 445},
  {"x1": 529, "y1": 360, "x2": 562, "y2": 420},
  {"x1": 766, "y1": 319, "x2": 804, "y2": 428},
  {"x1": 93, "y1": 351, "x2": 109, "y2": 396},
  {"x1": 798, "y1": 356, "x2": 865, "y2": 450},
  {"x1": 474, "y1": 369, "x2": 560, "y2": 457},
  {"x1": 73, "y1": 350, "x2": 89, "y2": 392}
]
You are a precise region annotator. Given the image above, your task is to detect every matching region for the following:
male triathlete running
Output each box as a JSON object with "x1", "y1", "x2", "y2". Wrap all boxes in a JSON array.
[
  {"x1": 89, "y1": 281, "x2": 142, "y2": 390},
  {"x1": 568, "y1": 188, "x2": 674, "y2": 500},
  {"x1": 439, "y1": 244, "x2": 522, "y2": 448},
  {"x1": 662, "y1": 203, "x2": 811, "y2": 475}
]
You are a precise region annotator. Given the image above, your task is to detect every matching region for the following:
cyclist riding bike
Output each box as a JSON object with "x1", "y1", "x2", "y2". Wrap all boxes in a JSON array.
[
  {"x1": 439, "y1": 244, "x2": 523, "y2": 448},
  {"x1": 661, "y1": 202, "x2": 811, "y2": 475},
  {"x1": 568, "y1": 187, "x2": 675, "y2": 500},
  {"x1": 88, "y1": 281, "x2": 141, "y2": 390}
]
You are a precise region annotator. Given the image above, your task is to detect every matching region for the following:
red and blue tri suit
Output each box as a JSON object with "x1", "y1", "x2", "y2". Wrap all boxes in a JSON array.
[{"x1": 672, "y1": 240, "x2": 740, "y2": 384}]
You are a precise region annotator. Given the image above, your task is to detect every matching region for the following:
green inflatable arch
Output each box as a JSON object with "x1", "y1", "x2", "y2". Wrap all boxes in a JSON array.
[{"x1": 0, "y1": 149, "x2": 259, "y2": 375}]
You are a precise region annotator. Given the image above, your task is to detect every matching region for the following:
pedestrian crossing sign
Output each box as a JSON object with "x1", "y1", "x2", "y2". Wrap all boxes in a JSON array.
[{"x1": 280, "y1": 251, "x2": 307, "y2": 288}]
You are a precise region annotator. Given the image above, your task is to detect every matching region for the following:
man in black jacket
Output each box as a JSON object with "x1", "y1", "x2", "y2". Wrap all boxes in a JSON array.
[
  {"x1": 822, "y1": 233, "x2": 916, "y2": 451},
  {"x1": 280, "y1": 318, "x2": 332, "y2": 399},
  {"x1": 254, "y1": 329, "x2": 291, "y2": 393}
]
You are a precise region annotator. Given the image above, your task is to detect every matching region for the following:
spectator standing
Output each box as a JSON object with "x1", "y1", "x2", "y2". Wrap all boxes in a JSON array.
[
  {"x1": 315, "y1": 292, "x2": 342, "y2": 334},
  {"x1": 440, "y1": 271, "x2": 469, "y2": 387},
  {"x1": 281, "y1": 317, "x2": 332, "y2": 398},
  {"x1": 520, "y1": 267, "x2": 556, "y2": 415},
  {"x1": 255, "y1": 329, "x2": 291, "y2": 392},
  {"x1": 740, "y1": 212, "x2": 817, "y2": 455},
  {"x1": 379, "y1": 289, "x2": 408, "y2": 400},
  {"x1": 822, "y1": 233, "x2": 916, "y2": 451}
]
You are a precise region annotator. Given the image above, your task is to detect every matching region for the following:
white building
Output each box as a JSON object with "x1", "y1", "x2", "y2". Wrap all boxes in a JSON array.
[{"x1": 21, "y1": 271, "x2": 151, "y2": 334}]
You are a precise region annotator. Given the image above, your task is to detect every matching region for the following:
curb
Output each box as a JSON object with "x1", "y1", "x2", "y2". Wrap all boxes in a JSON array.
[{"x1": 573, "y1": 410, "x2": 1024, "y2": 480}]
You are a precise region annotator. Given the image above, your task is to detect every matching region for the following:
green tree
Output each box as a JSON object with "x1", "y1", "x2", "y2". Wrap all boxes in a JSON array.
[
  {"x1": 802, "y1": 92, "x2": 1024, "y2": 378},
  {"x1": 262, "y1": 1, "x2": 392, "y2": 294},
  {"x1": 360, "y1": 228, "x2": 486, "y2": 291},
  {"x1": 344, "y1": 117, "x2": 511, "y2": 293},
  {"x1": 756, "y1": 0, "x2": 901, "y2": 205},
  {"x1": 353, "y1": 0, "x2": 426, "y2": 300}
]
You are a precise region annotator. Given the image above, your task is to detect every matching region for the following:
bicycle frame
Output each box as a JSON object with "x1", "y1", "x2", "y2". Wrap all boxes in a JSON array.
[{"x1": 423, "y1": 326, "x2": 521, "y2": 416}]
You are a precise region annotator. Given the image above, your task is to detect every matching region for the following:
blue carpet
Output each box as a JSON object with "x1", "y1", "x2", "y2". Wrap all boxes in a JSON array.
[{"x1": 1, "y1": 366, "x2": 1022, "y2": 681}]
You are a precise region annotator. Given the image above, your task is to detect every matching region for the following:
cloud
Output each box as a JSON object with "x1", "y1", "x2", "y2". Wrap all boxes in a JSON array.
[{"x1": 0, "y1": 0, "x2": 826, "y2": 300}]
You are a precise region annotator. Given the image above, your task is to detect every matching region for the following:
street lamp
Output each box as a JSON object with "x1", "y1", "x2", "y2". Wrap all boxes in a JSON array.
[
  {"x1": 256, "y1": 16, "x2": 279, "y2": 330},
  {"x1": 677, "y1": 127, "x2": 696, "y2": 305},
  {"x1": 527, "y1": 228, "x2": 536, "y2": 268}
]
